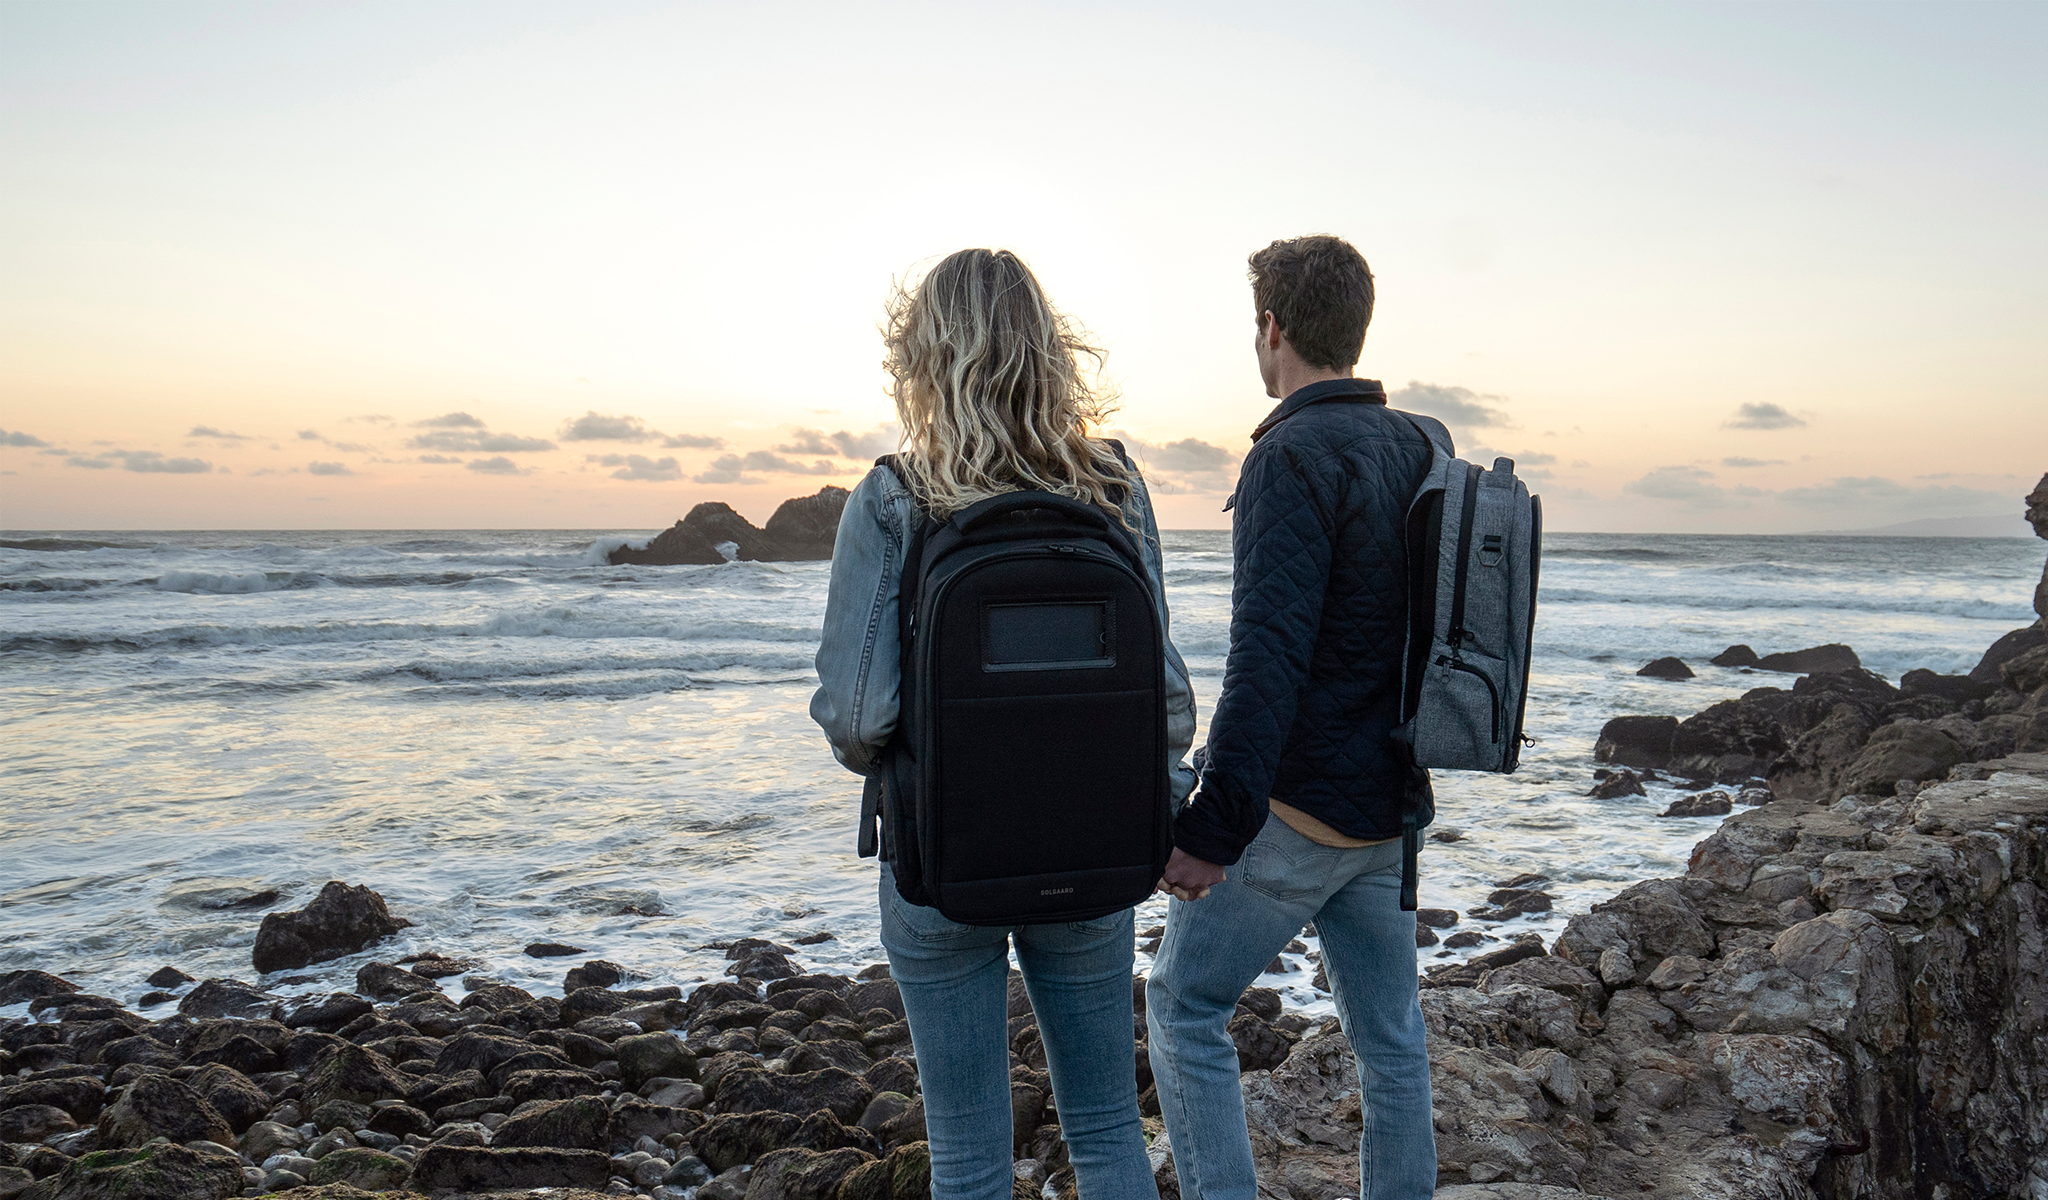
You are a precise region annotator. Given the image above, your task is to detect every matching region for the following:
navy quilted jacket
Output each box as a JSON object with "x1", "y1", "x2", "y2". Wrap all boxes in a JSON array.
[{"x1": 1175, "y1": 377, "x2": 1441, "y2": 865}]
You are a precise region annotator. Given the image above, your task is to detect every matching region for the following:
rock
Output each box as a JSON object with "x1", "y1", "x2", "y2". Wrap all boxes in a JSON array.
[
  {"x1": 742, "y1": 1146, "x2": 873, "y2": 1200},
  {"x1": 0, "y1": 971, "x2": 78, "y2": 1007},
  {"x1": 716, "y1": 1068, "x2": 872, "y2": 1123},
  {"x1": 1767, "y1": 701, "x2": 1880, "y2": 801},
  {"x1": 2002, "y1": 643, "x2": 2048, "y2": 694},
  {"x1": 863, "y1": 1058, "x2": 917, "y2": 1099},
  {"x1": 300, "y1": 1043, "x2": 410, "y2": 1113},
  {"x1": 185, "y1": 1065, "x2": 270, "y2": 1134},
  {"x1": 1592, "y1": 716, "x2": 1677, "y2": 769},
  {"x1": 1710, "y1": 644, "x2": 1761, "y2": 668},
  {"x1": 524, "y1": 941, "x2": 586, "y2": 957},
  {"x1": 405, "y1": 1144, "x2": 611, "y2": 1192},
  {"x1": 18, "y1": 1142, "x2": 244, "y2": 1200},
  {"x1": 354, "y1": 962, "x2": 440, "y2": 1001},
  {"x1": 250, "y1": 882, "x2": 409, "y2": 974},
  {"x1": 282, "y1": 993, "x2": 374, "y2": 1032},
  {"x1": 492, "y1": 1096, "x2": 610, "y2": 1150},
  {"x1": 1228, "y1": 1014, "x2": 1292, "y2": 1073},
  {"x1": 303, "y1": 1148, "x2": 410, "y2": 1191},
  {"x1": 502, "y1": 1068, "x2": 605, "y2": 1105},
  {"x1": 238, "y1": 1120, "x2": 305, "y2": 1163},
  {"x1": 615, "y1": 1033, "x2": 698, "y2": 1090},
  {"x1": 843, "y1": 980, "x2": 904, "y2": 1022},
  {"x1": 1754, "y1": 643, "x2": 1861, "y2": 674},
  {"x1": 1899, "y1": 668, "x2": 1992, "y2": 703},
  {"x1": 1, "y1": 1076, "x2": 105, "y2": 1123},
  {"x1": 176, "y1": 978, "x2": 281, "y2": 1020},
  {"x1": 1839, "y1": 721, "x2": 1966, "y2": 796},
  {"x1": 308, "y1": 1100, "x2": 372, "y2": 1132},
  {"x1": 1422, "y1": 933, "x2": 1548, "y2": 989},
  {"x1": 0, "y1": 1105, "x2": 77, "y2": 1143},
  {"x1": 1417, "y1": 907, "x2": 1460, "y2": 929},
  {"x1": 1670, "y1": 698, "x2": 1790, "y2": 783},
  {"x1": 1585, "y1": 769, "x2": 1645, "y2": 799},
  {"x1": 1636, "y1": 657, "x2": 1693, "y2": 680},
  {"x1": 611, "y1": 1097, "x2": 706, "y2": 1147},
  {"x1": 1660, "y1": 791, "x2": 1732, "y2": 818},
  {"x1": 563, "y1": 959, "x2": 626, "y2": 992},
  {"x1": 763, "y1": 488, "x2": 852, "y2": 561},
  {"x1": 94, "y1": 1074, "x2": 236, "y2": 1150},
  {"x1": 141, "y1": 967, "x2": 192, "y2": 990},
  {"x1": 1969, "y1": 623, "x2": 2047, "y2": 685}
]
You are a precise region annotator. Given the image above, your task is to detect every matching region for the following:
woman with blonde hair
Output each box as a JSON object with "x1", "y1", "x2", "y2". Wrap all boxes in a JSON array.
[{"x1": 813, "y1": 248, "x2": 1196, "y2": 1200}]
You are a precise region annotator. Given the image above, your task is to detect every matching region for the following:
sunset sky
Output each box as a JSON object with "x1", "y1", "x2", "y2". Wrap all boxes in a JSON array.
[{"x1": 2, "y1": 1, "x2": 2043, "y2": 532}]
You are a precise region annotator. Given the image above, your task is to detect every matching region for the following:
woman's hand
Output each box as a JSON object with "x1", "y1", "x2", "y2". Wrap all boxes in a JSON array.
[{"x1": 1156, "y1": 846, "x2": 1227, "y2": 902}]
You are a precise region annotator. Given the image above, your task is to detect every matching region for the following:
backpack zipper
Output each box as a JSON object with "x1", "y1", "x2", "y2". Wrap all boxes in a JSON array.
[{"x1": 1437, "y1": 653, "x2": 1502, "y2": 743}]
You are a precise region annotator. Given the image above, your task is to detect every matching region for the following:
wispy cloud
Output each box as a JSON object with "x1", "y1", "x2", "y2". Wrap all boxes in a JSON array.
[
  {"x1": 307, "y1": 461, "x2": 352, "y2": 476},
  {"x1": 1114, "y1": 432, "x2": 1238, "y2": 495},
  {"x1": 120, "y1": 451, "x2": 212, "y2": 474},
  {"x1": 663, "y1": 433, "x2": 727, "y2": 449},
  {"x1": 1389, "y1": 381, "x2": 1512, "y2": 430},
  {"x1": 0, "y1": 429, "x2": 49, "y2": 448},
  {"x1": 189, "y1": 425, "x2": 250, "y2": 440},
  {"x1": 590, "y1": 453, "x2": 682, "y2": 482},
  {"x1": 1622, "y1": 465, "x2": 1762, "y2": 509},
  {"x1": 409, "y1": 428, "x2": 556, "y2": 453},
  {"x1": 1724, "y1": 402, "x2": 1807, "y2": 430},
  {"x1": 776, "y1": 424, "x2": 899, "y2": 460},
  {"x1": 65, "y1": 456, "x2": 113, "y2": 470},
  {"x1": 417, "y1": 454, "x2": 462, "y2": 464},
  {"x1": 560, "y1": 411, "x2": 659, "y2": 442},
  {"x1": 1721, "y1": 456, "x2": 1784, "y2": 468},
  {"x1": 414, "y1": 412, "x2": 485, "y2": 429},
  {"x1": 466, "y1": 456, "x2": 531, "y2": 475}
]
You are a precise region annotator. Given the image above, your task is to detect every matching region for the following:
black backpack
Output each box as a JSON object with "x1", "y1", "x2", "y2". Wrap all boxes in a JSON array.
[{"x1": 856, "y1": 452, "x2": 1173, "y2": 926}]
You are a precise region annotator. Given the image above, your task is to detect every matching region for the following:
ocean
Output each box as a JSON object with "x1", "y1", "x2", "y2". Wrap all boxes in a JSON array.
[{"x1": 1, "y1": 527, "x2": 2040, "y2": 1017}]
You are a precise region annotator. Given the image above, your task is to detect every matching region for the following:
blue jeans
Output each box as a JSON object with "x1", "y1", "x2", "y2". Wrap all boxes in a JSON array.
[
  {"x1": 878, "y1": 863, "x2": 1158, "y2": 1200},
  {"x1": 1146, "y1": 817, "x2": 1436, "y2": 1200}
]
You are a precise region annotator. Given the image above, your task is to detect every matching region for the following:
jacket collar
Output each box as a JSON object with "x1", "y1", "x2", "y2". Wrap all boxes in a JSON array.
[{"x1": 1250, "y1": 377, "x2": 1387, "y2": 442}]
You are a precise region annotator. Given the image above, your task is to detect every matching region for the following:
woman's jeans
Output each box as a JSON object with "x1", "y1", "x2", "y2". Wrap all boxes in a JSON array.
[
  {"x1": 1146, "y1": 817, "x2": 1437, "y2": 1200},
  {"x1": 878, "y1": 863, "x2": 1158, "y2": 1200}
]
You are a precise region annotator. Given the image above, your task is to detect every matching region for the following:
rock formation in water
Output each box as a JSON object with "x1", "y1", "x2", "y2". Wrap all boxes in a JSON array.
[
  {"x1": 608, "y1": 488, "x2": 850, "y2": 566},
  {"x1": 2030, "y1": 471, "x2": 2048, "y2": 619}
]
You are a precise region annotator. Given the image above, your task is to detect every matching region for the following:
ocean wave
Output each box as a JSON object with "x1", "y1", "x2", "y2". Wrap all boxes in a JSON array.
[
  {"x1": 366, "y1": 647, "x2": 817, "y2": 683},
  {"x1": 1534, "y1": 586, "x2": 2031, "y2": 621},
  {"x1": 154, "y1": 570, "x2": 329, "y2": 595},
  {"x1": 1544, "y1": 547, "x2": 1680, "y2": 562},
  {"x1": 0, "y1": 538, "x2": 148, "y2": 553},
  {"x1": 0, "y1": 578, "x2": 109, "y2": 593},
  {"x1": 0, "y1": 610, "x2": 821, "y2": 655},
  {"x1": 401, "y1": 673, "x2": 700, "y2": 699}
]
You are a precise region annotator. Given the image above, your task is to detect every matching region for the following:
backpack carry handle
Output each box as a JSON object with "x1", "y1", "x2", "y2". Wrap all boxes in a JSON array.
[{"x1": 952, "y1": 490, "x2": 1117, "y2": 536}]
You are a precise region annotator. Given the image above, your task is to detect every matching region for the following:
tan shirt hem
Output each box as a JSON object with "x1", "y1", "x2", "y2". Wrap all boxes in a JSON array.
[{"x1": 1269, "y1": 799, "x2": 1398, "y2": 849}]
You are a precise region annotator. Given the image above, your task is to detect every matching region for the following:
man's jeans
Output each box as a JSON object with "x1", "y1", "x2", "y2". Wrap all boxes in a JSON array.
[
  {"x1": 1146, "y1": 818, "x2": 1437, "y2": 1200},
  {"x1": 878, "y1": 864, "x2": 1158, "y2": 1200}
]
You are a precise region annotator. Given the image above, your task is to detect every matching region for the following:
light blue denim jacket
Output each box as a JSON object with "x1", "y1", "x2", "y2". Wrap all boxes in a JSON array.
[{"x1": 810, "y1": 461, "x2": 1199, "y2": 805}]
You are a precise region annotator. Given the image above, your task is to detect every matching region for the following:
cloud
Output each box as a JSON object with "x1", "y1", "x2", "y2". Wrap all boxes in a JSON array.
[
  {"x1": 67, "y1": 449, "x2": 211, "y2": 473},
  {"x1": 65, "y1": 456, "x2": 112, "y2": 470},
  {"x1": 188, "y1": 425, "x2": 250, "y2": 440},
  {"x1": 414, "y1": 412, "x2": 485, "y2": 428},
  {"x1": 409, "y1": 429, "x2": 557, "y2": 453},
  {"x1": 417, "y1": 454, "x2": 462, "y2": 464},
  {"x1": 1621, "y1": 465, "x2": 1761, "y2": 509},
  {"x1": 1722, "y1": 456, "x2": 1784, "y2": 468},
  {"x1": 1, "y1": 429, "x2": 49, "y2": 447},
  {"x1": 776, "y1": 425, "x2": 899, "y2": 460},
  {"x1": 347, "y1": 414, "x2": 395, "y2": 425},
  {"x1": 740, "y1": 450, "x2": 842, "y2": 475},
  {"x1": 466, "y1": 456, "x2": 531, "y2": 475},
  {"x1": 1779, "y1": 476, "x2": 2010, "y2": 516},
  {"x1": 1114, "y1": 432, "x2": 1239, "y2": 495},
  {"x1": 297, "y1": 429, "x2": 322, "y2": 440},
  {"x1": 560, "y1": 411, "x2": 660, "y2": 442},
  {"x1": 693, "y1": 454, "x2": 748, "y2": 485},
  {"x1": 307, "y1": 461, "x2": 352, "y2": 476},
  {"x1": 1467, "y1": 446, "x2": 1558, "y2": 468},
  {"x1": 663, "y1": 433, "x2": 726, "y2": 449},
  {"x1": 1389, "y1": 381, "x2": 1511, "y2": 429},
  {"x1": 592, "y1": 453, "x2": 683, "y2": 482},
  {"x1": 1725, "y1": 402, "x2": 1807, "y2": 430}
]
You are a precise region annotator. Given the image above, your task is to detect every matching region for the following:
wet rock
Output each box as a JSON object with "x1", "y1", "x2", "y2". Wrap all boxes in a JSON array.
[
  {"x1": 560, "y1": 986, "x2": 630, "y2": 1026},
  {"x1": 95, "y1": 1074, "x2": 235, "y2": 1150},
  {"x1": 502, "y1": 1068, "x2": 605, "y2": 1105},
  {"x1": 863, "y1": 1057, "x2": 917, "y2": 1099},
  {"x1": 0, "y1": 1105, "x2": 77, "y2": 1143},
  {"x1": 742, "y1": 1146, "x2": 874, "y2": 1200},
  {"x1": 405, "y1": 1144, "x2": 611, "y2": 1192},
  {"x1": 1767, "y1": 701, "x2": 1880, "y2": 801},
  {"x1": 1754, "y1": 643, "x2": 1860, "y2": 674},
  {"x1": 524, "y1": 941, "x2": 586, "y2": 958},
  {"x1": 185, "y1": 1065, "x2": 270, "y2": 1134},
  {"x1": 492, "y1": 1096, "x2": 610, "y2": 1150},
  {"x1": 176, "y1": 979, "x2": 281, "y2": 1021},
  {"x1": 1417, "y1": 907, "x2": 1460, "y2": 929},
  {"x1": 20, "y1": 1142, "x2": 244, "y2": 1200},
  {"x1": 1660, "y1": 791, "x2": 1732, "y2": 818},
  {"x1": 435, "y1": 1030, "x2": 540, "y2": 1079},
  {"x1": 238, "y1": 1120, "x2": 305, "y2": 1163},
  {"x1": 716, "y1": 1068, "x2": 872, "y2": 1123},
  {"x1": 611, "y1": 1097, "x2": 706, "y2": 1147},
  {"x1": 564, "y1": 960, "x2": 626, "y2": 992},
  {"x1": 1636, "y1": 657, "x2": 1693, "y2": 680},
  {"x1": 1443, "y1": 930, "x2": 1484, "y2": 950},
  {"x1": 1970, "y1": 623, "x2": 2046, "y2": 685},
  {"x1": 0, "y1": 1076, "x2": 104, "y2": 1123},
  {"x1": 614, "y1": 1032, "x2": 698, "y2": 1091},
  {"x1": 1585, "y1": 769, "x2": 1645, "y2": 800},
  {"x1": 1422, "y1": 933, "x2": 1548, "y2": 989},
  {"x1": 843, "y1": 980, "x2": 905, "y2": 1022},
  {"x1": 1669, "y1": 698, "x2": 1790, "y2": 783},
  {"x1": 250, "y1": 882, "x2": 409, "y2": 974},
  {"x1": 764, "y1": 488, "x2": 852, "y2": 561},
  {"x1": 141, "y1": 967, "x2": 192, "y2": 990},
  {"x1": 1592, "y1": 716, "x2": 1677, "y2": 770},
  {"x1": 281, "y1": 993, "x2": 373, "y2": 1033},
  {"x1": 1416, "y1": 925, "x2": 1440, "y2": 948},
  {"x1": 307, "y1": 1099, "x2": 372, "y2": 1132},
  {"x1": 0, "y1": 972, "x2": 78, "y2": 1007},
  {"x1": 302, "y1": 1147, "x2": 411, "y2": 1191},
  {"x1": 300, "y1": 1043, "x2": 409, "y2": 1113},
  {"x1": 1708, "y1": 644, "x2": 1760, "y2": 668},
  {"x1": 354, "y1": 963, "x2": 440, "y2": 1001},
  {"x1": 1228, "y1": 1014, "x2": 1292, "y2": 1073}
]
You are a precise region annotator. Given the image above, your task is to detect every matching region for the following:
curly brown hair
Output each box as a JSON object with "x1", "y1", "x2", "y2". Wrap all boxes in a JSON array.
[{"x1": 1248, "y1": 235, "x2": 1375, "y2": 371}]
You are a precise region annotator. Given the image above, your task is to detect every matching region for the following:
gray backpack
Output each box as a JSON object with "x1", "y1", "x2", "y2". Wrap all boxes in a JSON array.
[{"x1": 1390, "y1": 415, "x2": 1541, "y2": 904}]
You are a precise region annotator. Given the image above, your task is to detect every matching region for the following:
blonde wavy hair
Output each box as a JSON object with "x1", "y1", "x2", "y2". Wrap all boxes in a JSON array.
[{"x1": 882, "y1": 249, "x2": 1132, "y2": 522}]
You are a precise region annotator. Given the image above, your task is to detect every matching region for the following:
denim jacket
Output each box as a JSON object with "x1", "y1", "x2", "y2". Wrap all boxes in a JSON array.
[{"x1": 810, "y1": 460, "x2": 1199, "y2": 807}]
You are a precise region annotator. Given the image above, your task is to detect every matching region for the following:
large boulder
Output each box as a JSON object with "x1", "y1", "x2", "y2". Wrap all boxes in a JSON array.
[
  {"x1": 250, "y1": 882, "x2": 409, "y2": 974},
  {"x1": 1754, "y1": 644, "x2": 1861, "y2": 674},
  {"x1": 1968, "y1": 623, "x2": 2045, "y2": 686},
  {"x1": 1593, "y1": 716, "x2": 1677, "y2": 770},
  {"x1": 175, "y1": 978, "x2": 281, "y2": 1020},
  {"x1": 184, "y1": 1065, "x2": 270, "y2": 1134},
  {"x1": 615, "y1": 1032, "x2": 698, "y2": 1090},
  {"x1": 405, "y1": 1145, "x2": 610, "y2": 1192},
  {"x1": 0, "y1": 972, "x2": 78, "y2": 1007},
  {"x1": 18, "y1": 1143, "x2": 243, "y2": 1200},
  {"x1": 1838, "y1": 722, "x2": 1967, "y2": 796},
  {"x1": 299, "y1": 1043, "x2": 410, "y2": 1113},
  {"x1": 1636, "y1": 657, "x2": 1693, "y2": 680},
  {"x1": 1669, "y1": 700, "x2": 1788, "y2": 783},
  {"x1": 491, "y1": 1097, "x2": 610, "y2": 1150},
  {"x1": 611, "y1": 489, "x2": 851, "y2": 566},
  {"x1": 743, "y1": 1146, "x2": 874, "y2": 1200},
  {"x1": 716, "y1": 1068, "x2": 872, "y2": 1123},
  {"x1": 1766, "y1": 702, "x2": 1880, "y2": 801},
  {"x1": 94, "y1": 1075, "x2": 235, "y2": 1150},
  {"x1": 303, "y1": 1148, "x2": 411, "y2": 1191}
]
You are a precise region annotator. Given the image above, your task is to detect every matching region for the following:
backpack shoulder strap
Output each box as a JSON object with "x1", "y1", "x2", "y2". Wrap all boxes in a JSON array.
[{"x1": 1393, "y1": 412, "x2": 1455, "y2": 460}]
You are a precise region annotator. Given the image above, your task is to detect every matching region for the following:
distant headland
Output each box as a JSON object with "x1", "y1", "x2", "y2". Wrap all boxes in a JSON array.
[{"x1": 608, "y1": 488, "x2": 850, "y2": 566}]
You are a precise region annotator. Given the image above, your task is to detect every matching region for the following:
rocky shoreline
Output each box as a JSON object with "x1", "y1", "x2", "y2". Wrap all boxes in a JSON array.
[{"x1": 607, "y1": 490, "x2": 849, "y2": 566}]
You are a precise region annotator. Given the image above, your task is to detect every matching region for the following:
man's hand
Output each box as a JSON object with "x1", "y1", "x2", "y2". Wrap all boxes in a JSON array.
[{"x1": 1157, "y1": 846, "x2": 1228, "y2": 902}]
